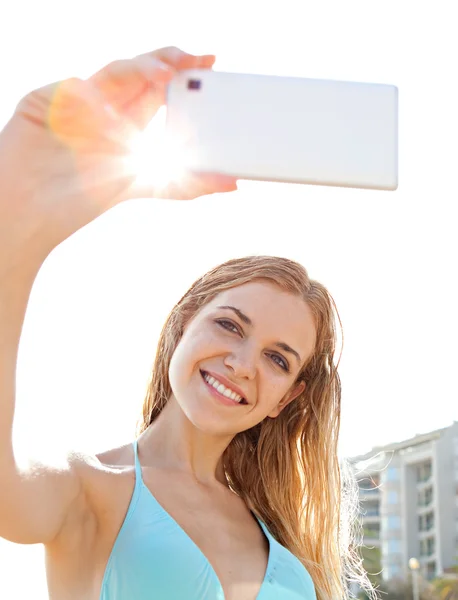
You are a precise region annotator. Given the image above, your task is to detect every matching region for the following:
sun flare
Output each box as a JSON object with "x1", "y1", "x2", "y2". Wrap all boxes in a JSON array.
[{"x1": 124, "y1": 107, "x2": 190, "y2": 191}]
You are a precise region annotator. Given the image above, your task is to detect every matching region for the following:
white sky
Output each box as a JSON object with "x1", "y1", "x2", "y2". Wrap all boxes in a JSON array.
[{"x1": 1, "y1": 0, "x2": 457, "y2": 596}]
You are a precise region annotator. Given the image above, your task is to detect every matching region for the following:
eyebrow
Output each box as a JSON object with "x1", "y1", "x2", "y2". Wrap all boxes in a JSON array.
[{"x1": 216, "y1": 305, "x2": 302, "y2": 364}]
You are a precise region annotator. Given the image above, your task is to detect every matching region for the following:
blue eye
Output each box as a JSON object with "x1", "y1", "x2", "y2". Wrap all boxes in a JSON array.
[
  {"x1": 215, "y1": 319, "x2": 240, "y2": 334},
  {"x1": 269, "y1": 353, "x2": 289, "y2": 372}
]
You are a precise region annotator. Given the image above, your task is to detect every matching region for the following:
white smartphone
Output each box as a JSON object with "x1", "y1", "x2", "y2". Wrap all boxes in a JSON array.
[{"x1": 165, "y1": 70, "x2": 398, "y2": 191}]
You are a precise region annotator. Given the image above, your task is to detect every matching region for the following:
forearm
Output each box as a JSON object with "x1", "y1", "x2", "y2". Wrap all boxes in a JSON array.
[{"x1": 0, "y1": 255, "x2": 41, "y2": 454}]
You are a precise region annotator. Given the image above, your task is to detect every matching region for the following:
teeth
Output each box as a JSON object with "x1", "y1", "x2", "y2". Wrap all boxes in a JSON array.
[{"x1": 203, "y1": 373, "x2": 243, "y2": 403}]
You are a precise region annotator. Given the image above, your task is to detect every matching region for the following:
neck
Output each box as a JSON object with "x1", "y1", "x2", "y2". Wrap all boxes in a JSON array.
[{"x1": 138, "y1": 396, "x2": 234, "y2": 486}]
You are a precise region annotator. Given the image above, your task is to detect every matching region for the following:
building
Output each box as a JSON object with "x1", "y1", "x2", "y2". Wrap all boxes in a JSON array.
[{"x1": 348, "y1": 421, "x2": 458, "y2": 584}]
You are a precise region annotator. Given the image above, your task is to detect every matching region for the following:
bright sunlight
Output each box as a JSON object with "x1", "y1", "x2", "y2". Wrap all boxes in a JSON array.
[{"x1": 124, "y1": 106, "x2": 191, "y2": 191}]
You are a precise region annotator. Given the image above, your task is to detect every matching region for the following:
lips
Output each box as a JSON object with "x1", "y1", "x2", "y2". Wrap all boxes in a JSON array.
[{"x1": 200, "y1": 369, "x2": 248, "y2": 404}]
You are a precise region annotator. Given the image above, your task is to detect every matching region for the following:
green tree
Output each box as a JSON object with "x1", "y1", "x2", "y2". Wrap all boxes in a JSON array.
[
  {"x1": 430, "y1": 562, "x2": 458, "y2": 600},
  {"x1": 356, "y1": 532, "x2": 439, "y2": 600},
  {"x1": 357, "y1": 535, "x2": 383, "y2": 599}
]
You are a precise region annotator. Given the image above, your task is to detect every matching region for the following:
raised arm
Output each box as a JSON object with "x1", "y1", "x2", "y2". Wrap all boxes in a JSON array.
[{"x1": 0, "y1": 46, "x2": 236, "y2": 545}]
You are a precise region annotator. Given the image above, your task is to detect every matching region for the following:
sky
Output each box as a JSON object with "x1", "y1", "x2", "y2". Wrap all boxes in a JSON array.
[{"x1": 1, "y1": 0, "x2": 457, "y2": 597}]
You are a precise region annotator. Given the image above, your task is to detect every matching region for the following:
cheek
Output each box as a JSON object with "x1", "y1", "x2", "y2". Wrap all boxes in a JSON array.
[
  {"x1": 168, "y1": 340, "x2": 192, "y2": 394},
  {"x1": 258, "y1": 371, "x2": 299, "y2": 413},
  {"x1": 168, "y1": 329, "x2": 212, "y2": 388}
]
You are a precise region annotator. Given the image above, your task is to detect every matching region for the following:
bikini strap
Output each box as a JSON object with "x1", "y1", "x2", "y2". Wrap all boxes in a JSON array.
[{"x1": 133, "y1": 439, "x2": 144, "y2": 484}]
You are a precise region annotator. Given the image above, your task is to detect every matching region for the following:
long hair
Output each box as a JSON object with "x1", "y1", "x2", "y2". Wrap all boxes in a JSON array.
[{"x1": 137, "y1": 256, "x2": 378, "y2": 600}]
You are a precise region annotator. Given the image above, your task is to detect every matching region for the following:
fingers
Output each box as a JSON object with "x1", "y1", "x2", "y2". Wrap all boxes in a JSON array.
[
  {"x1": 88, "y1": 56, "x2": 172, "y2": 129},
  {"x1": 126, "y1": 172, "x2": 238, "y2": 201},
  {"x1": 88, "y1": 47, "x2": 215, "y2": 131},
  {"x1": 141, "y1": 46, "x2": 216, "y2": 71},
  {"x1": 20, "y1": 46, "x2": 214, "y2": 138}
]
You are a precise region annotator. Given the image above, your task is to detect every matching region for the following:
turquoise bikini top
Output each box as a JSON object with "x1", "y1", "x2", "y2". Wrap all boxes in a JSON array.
[{"x1": 100, "y1": 440, "x2": 317, "y2": 599}]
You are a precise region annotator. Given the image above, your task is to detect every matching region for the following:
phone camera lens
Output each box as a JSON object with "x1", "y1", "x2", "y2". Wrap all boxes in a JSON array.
[{"x1": 188, "y1": 79, "x2": 202, "y2": 90}]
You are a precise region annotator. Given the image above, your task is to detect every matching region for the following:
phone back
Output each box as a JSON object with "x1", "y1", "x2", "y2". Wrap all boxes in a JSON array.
[{"x1": 166, "y1": 70, "x2": 398, "y2": 191}]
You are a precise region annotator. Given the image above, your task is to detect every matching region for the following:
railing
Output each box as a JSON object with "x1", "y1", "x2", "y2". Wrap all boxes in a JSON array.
[{"x1": 418, "y1": 497, "x2": 433, "y2": 508}]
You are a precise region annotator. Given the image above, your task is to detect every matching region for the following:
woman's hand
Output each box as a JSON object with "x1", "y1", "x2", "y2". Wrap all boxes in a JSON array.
[{"x1": 0, "y1": 47, "x2": 237, "y2": 270}]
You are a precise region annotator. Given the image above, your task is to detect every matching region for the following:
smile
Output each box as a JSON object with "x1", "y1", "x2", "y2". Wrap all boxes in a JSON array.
[{"x1": 200, "y1": 370, "x2": 248, "y2": 405}]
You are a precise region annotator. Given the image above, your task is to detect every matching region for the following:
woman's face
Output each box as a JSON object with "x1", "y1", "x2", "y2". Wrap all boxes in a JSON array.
[{"x1": 168, "y1": 280, "x2": 317, "y2": 436}]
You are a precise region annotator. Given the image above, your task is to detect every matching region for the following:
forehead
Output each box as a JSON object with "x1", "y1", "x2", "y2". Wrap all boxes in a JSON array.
[{"x1": 202, "y1": 281, "x2": 316, "y2": 362}]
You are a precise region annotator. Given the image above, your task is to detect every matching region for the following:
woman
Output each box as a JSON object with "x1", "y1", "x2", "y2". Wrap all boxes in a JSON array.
[{"x1": 0, "y1": 47, "x2": 377, "y2": 599}]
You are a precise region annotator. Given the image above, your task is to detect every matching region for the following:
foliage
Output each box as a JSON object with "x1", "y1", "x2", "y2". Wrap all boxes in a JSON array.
[{"x1": 430, "y1": 563, "x2": 458, "y2": 600}]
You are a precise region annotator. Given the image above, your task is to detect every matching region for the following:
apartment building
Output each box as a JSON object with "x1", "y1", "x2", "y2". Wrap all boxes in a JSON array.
[{"x1": 348, "y1": 421, "x2": 458, "y2": 583}]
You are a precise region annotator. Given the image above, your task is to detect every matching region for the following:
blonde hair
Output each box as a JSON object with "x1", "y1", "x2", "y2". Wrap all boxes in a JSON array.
[{"x1": 137, "y1": 256, "x2": 378, "y2": 600}]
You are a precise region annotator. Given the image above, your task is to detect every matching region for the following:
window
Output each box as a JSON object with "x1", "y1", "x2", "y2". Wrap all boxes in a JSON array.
[
  {"x1": 386, "y1": 564, "x2": 401, "y2": 579},
  {"x1": 386, "y1": 467, "x2": 400, "y2": 482},
  {"x1": 387, "y1": 515, "x2": 401, "y2": 530},
  {"x1": 418, "y1": 487, "x2": 434, "y2": 507},
  {"x1": 418, "y1": 514, "x2": 434, "y2": 532},
  {"x1": 417, "y1": 461, "x2": 432, "y2": 483},
  {"x1": 382, "y1": 539, "x2": 402, "y2": 556},
  {"x1": 387, "y1": 491, "x2": 399, "y2": 504},
  {"x1": 421, "y1": 537, "x2": 435, "y2": 557}
]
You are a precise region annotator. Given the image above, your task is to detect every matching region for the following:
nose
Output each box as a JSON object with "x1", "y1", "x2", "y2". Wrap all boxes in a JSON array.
[{"x1": 223, "y1": 347, "x2": 258, "y2": 380}]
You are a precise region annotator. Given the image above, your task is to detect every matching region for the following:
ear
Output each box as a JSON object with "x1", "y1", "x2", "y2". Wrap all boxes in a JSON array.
[{"x1": 268, "y1": 380, "x2": 306, "y2": 418}]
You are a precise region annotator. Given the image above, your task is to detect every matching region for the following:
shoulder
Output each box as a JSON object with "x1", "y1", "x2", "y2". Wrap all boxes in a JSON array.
[
  {"x1": 49, "y1": 442, "x2": 137, "y2": 545},
  {"x1": 79, "y1": 442, "x2": 137, "y2": 513},
  {"x1": 37, "y1": 441, "x2": 137, "y2": 515},
  {"x1": 55, "y1": 440, "x2": 136, "y2": 481},
  {"x1": 94, "y1": 441, "x2": 135, "y2": 469}
]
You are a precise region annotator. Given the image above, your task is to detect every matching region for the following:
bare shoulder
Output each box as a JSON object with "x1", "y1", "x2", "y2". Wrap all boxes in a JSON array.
[
  {"x1": 43, "y1": 443, "x2": 138, "y2": 598},
  {"x1": 48, "y1": 442, "x2": 136, "y2": 548},
  {"x1": 79, "y1": 442, "x2": 137, "y2": 513},
  {"x1": 94, "y1": 442, "x2": 134, "y2": 469},
  {"x1": 55, "y1": 441, "x2": 135, "y2": 482}
]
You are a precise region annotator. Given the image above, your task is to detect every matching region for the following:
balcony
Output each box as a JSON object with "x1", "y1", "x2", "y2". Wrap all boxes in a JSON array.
[
  {"x1": 420, "y1": 537, "x2": 436, "y2": 560},
  {"x1": 417, "y1": 498, "x2": 434, "y2": 513},
  {"x1": 420, "y1": 549, "x2": 436, "y2": 561},
  {"x1": 418, "y1": 526, "x2": 435, "y2": 540},
  {"x1": 417, "y1": 476, "x2": 433, "y2": 491},
  {"x1": 416, "y1": 461, "x2": 433, "y2": 486}
]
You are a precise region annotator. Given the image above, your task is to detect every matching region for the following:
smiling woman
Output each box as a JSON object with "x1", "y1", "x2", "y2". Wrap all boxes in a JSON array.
[{"x1": 122, "y1": 255, "x2": 378, "y2": 600}]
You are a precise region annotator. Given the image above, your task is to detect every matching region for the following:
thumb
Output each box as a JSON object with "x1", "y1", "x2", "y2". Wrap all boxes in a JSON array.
[{"x1": 124, "y1": 171, "x2": 238, "y2": 202}]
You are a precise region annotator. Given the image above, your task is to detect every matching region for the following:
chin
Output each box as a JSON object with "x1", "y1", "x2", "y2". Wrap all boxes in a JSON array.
[{"x1": 177, "y1": 399, "x2": 240, "y2": 438}]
